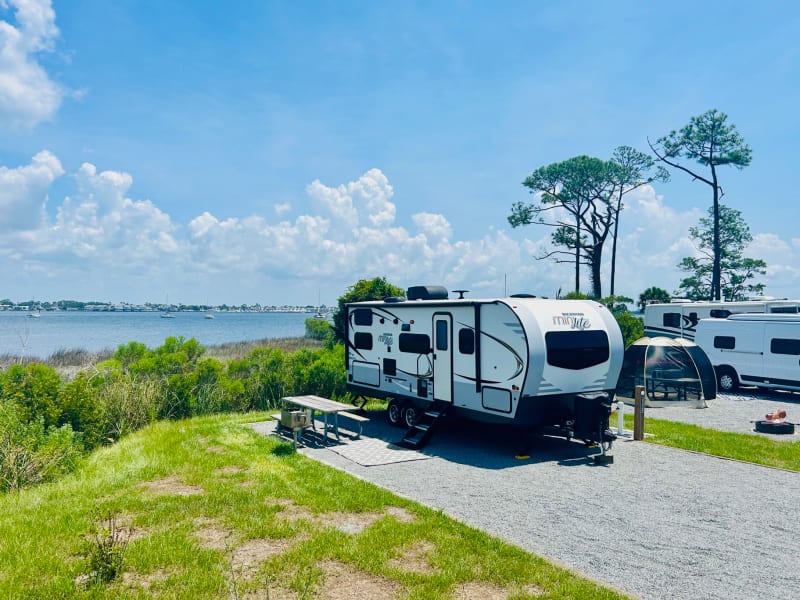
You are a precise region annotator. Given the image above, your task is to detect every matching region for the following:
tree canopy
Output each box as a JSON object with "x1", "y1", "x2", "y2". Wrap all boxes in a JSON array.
[
  {"x1": 650, "y1": 109, "x2": 752, "y2": 300},
  {"x1": 331, "y1": 277, "x2": 404, "y2": 343},
  {"x1": 676, "y1": 205, "x2": 766, "y2": 301},
  {"x1": 511, "y1": 155, "x2": 617, "y2": 297}
]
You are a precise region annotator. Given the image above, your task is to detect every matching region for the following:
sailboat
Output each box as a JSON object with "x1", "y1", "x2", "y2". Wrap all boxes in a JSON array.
[
  {"x1": 28, "y1": 299, "x2": 41, "y2": 318},
  {"x1": 161, "y1": 294, "x2": 176, "y2": 318}
]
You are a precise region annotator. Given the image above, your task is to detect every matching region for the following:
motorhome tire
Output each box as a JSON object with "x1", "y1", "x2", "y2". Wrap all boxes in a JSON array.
[
  {"x1": 387, "y1": 399, "x2": 402, "y2": 427},
  {"x1": 716, "y1": 366, "x2": 739, "y2": 392},
  {"x1": 401, "y1": 404, "x2": 418, "y2": 428}
]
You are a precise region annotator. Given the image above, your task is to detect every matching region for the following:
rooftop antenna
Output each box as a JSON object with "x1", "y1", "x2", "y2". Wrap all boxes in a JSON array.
[{"x1": 504, "y1": 273, "x2": 507, "y2": 296}]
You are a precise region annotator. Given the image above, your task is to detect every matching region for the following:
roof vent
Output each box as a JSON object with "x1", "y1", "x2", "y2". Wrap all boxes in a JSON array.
[{"x1": 407, "y1": 285, "x2": 449, "y2": 301}]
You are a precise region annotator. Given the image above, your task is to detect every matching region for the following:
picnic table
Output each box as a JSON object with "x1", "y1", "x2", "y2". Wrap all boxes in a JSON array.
[{"x1": 282, "y1": 395, "x2": 368, "y2": 443}]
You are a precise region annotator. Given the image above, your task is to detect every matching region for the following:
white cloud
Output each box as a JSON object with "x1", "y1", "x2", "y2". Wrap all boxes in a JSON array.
[
  {"x1": 273, "y1": 202, "x2": 291, "y2": 216},
  {"x1": 0, "y1": 0, "x2": 63, "y2": 128},
  {"x1": 1, "y1": 158, "x2": 797, "y2": 305},
  {"x1": 0, "y1": 149, "x2": 63, "y2": 231}
]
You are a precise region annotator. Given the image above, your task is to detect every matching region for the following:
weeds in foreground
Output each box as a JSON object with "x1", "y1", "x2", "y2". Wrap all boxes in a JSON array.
[{"x1": 82, "y1": 511, "x2": 130, "y2": 585}]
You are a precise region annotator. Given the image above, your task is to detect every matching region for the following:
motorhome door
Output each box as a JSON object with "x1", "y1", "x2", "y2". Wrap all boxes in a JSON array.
[{"x1": 433, "y1": 313, "x2": 453, "y2": 402}]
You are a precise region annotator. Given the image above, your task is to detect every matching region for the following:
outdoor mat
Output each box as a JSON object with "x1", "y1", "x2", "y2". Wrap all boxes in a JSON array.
[{"x1": 328, "y1": 437, "x2": 432, "y2": 467}]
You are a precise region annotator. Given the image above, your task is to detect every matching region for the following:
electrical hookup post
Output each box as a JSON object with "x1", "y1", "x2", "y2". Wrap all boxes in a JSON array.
[{"x1": 633, "y1": 385, "x2": 645, "y2": 441}]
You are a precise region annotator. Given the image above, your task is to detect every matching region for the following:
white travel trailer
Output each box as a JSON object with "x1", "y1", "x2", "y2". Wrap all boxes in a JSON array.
[
  {"x1": 643, "y1": 299, "x2": 800, "y2": 340},
  {"x1": 694, "y1": 314, "x2": 800, "y2": 392},
  {"x1": 345, "y1": 286, "x2": 624, "y2": 452}
]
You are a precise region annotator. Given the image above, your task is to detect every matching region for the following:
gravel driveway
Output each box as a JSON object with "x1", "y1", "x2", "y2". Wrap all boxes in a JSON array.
[{"x1": 249, "y1": 393, "x2": 800, "y2": 600}]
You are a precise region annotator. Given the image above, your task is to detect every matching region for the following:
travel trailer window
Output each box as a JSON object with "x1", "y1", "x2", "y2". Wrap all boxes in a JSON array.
[
  {"x1": 663, "y1": 313, "x2": 681, "y2": 328},
  {"x1": 458, "y1": 328, "x2": 475, "y2": 354},
  {"x1": 714, "y1": 336, "x2": 736, "y2": 350},
  {"x1": 436, "y1": 320, "x2": 448, "y2": 351},
  {"x1": 710, "y1": 309, "x2": 732, "y2": 318},
  {"x1": 770, "y1": 338, "x2": 800, "y2": 355},
  {"x1": 353, "y1": 309, "x2": 373, "y2": 326},
  {"x1": 772, "y1": 306, "x2": 800, "y2": 313},
  {"x1": 399, "y1": 333, "x2": 431, "y2": 354},
  {"x1": 354, "y1": 332, "x2": 373, "y2": 350},
  {"x1": 545, "y1": 330, "x2": 609, "y2": 370}
]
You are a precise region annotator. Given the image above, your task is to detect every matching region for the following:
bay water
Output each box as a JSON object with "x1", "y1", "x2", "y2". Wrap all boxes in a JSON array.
[{"x1": 0, "y1": 311, "x2": 312, "y2": 358}]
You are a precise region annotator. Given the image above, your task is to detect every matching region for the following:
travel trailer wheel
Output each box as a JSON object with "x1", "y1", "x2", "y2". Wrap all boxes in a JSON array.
[
  {"x1": 401, "y1": 404, "x2": 418, "y2": 428},
  {"x1": 387, "y1": 399, "x2": 403, "y2": 427},
  {"x1": 715, "y1": 366, "x2": 739, "y2": 392}
]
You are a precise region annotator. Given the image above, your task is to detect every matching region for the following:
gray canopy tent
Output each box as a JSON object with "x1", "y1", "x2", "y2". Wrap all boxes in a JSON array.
[{"x1": 615, "y1": 336, "x2": 717, "y2": 408}]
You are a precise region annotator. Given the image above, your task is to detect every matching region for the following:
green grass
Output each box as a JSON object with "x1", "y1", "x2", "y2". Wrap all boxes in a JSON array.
[
  {"x1": 622, "y1": 413, "x2": 800, "y2": 472},
  {"x1": 0, "y1": 413, "x2": 629, "y2": 599}
]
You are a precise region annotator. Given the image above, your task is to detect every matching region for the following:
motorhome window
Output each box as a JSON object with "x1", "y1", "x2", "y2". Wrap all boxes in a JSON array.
[
  {"x1": 772, "y1": 306, "x2": 800, "y2": 313},
  {"x1": 353, "y1": 309, "x2": 373, "y2": 326},
  {"x1": 399, "y1": 333, "x2": 431, "y2": 354},
  {"x1": 545, "y1": 331, "x2": 609, "y2": 370},
  {"x1": 458, "y1": 328, "x2": 475, "y2": 354},
  {"x1": 770, "y1": 338, "x2": 800, "y2": 355},
  {"x1": 663, "y1": 313, "x2": 681, "y2": 328},
  {"x1": 714, "y1": 336, "x2": 736, "y2": 350},
  {"x1": 710, "y1": 309, "x2": 732, "y2": 318},
  {"x1": 435, "y1": 320, "x2": 448, "y2": 351},
  {"x1": 354, "y1": 332, "x2": 373, "y2": 350}
]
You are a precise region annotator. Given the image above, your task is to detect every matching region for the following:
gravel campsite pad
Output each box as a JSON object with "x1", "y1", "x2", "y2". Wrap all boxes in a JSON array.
[{"x1": 252, "y1": 391, "x2": 800, "y2": 600}]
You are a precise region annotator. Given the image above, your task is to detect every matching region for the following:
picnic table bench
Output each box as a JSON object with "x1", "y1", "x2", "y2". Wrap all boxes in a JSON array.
[{"x1": 281, "y1": 395, "x2": 368, "y2": 443}]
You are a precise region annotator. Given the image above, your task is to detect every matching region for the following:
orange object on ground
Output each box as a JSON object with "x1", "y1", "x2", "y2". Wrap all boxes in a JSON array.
[{"x1": 765, "y1": 409, "x2": 787, "y2": 421}]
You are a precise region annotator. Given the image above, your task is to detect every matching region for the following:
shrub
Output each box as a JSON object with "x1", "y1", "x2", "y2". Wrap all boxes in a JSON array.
[
  {"x1": 57, "y1": 375, "x2": 105, "y2": 450},
  {"x1": 0, "y1": 363, "x2": 62, "y2": 428},
  {"x1": 0, "y1": 401, "x2": 80, "y2": 492},
  {"x1": 304, "y1": 318, "x2": 332, "y2": 341},
  {"x1": 99, "y1": 377, "x2": 161, "y2": 441}
]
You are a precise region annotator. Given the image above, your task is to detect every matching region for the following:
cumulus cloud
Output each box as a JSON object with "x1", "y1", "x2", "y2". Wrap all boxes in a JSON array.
[
  {"x1": 1, "y1": 157, "x2": 796, "y2": 305},
  {"x1": 0, "y1": 0, "x2": 63, "y2": 128},
  {"x1": 0, "y1": 149, "x2": 63, "y2": 231}
]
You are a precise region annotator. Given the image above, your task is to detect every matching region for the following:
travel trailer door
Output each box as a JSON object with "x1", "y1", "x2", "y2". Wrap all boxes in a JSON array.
[{"x1": 432, "y1": 313, "x2": 453, "y2": 402}]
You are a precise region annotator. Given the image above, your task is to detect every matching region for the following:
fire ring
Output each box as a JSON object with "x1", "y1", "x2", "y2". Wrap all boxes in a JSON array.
[{"x1": 753, "y1": 420, "x2": 795, "y2": 435}]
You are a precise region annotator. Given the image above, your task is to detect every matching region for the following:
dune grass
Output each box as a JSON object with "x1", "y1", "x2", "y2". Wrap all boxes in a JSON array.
[
  {"x1": 623, "y1": 413, "x2": 800, "y2": 472},
  {"x1": 0, "y1": 413, "x2": 629, "y2": 599}
]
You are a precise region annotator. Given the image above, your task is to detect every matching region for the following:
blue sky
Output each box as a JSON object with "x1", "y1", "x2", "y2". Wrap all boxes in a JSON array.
[{"x1": 1, "y1": 0, "x2": 798, "y2": 306}]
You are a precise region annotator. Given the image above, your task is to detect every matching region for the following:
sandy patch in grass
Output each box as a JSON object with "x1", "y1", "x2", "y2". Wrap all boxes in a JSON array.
[
  {"x1": 384, "y1": 506, "x2": 416, "y2": 523},
  {"x1": 205, "y1": 445, "x2": 226, "y2": 454},
  {"x1": 230, "y1": 538, "x2": 298, "y2": 579},
  {"x1": 141, "y1": 476, "x2": 204, "y2": 497},
  {"x1": 452, "y1": 581, "x2": 543, "y2": 599},
  {"x1": 318, "y1": 559, "x2": 404, "y2": 600},
  {"x1": 270, "y1": 499, "x2": 412, "y2": 534},
  {"x1": 387, "y1": 540, "x2": 436, "y2": 574},
  {"x1": 120, "y1": 568, "x2": 175, "y2": 591},
  {"x1": 193, "y1": 517, "x2": 235, "y2": 551}
]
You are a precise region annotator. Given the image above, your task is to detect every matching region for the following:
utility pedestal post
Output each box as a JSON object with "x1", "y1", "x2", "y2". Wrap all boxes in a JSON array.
[{"x1": 634, "y1": 385, "x2": 645, "y2": 441}]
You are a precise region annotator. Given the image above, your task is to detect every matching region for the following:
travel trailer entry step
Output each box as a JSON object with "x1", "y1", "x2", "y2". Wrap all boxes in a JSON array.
[{"x1": 399, "y1": 400, "x2": 450, "y2": 449}]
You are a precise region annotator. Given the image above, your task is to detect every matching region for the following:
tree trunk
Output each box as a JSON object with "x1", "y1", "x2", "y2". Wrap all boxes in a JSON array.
[
  {"x1": 574, "y1": 216, "x2": 581, "y2": 293},
  {"x1": 711, "y1": 166, "x2": 721, "y2": 301},
  {"x1": 591, "y1": 245, "x2": 603, "y2": 298},
  {"x1": 609, "y1": 193, "x2": 622, "y2": 296}
]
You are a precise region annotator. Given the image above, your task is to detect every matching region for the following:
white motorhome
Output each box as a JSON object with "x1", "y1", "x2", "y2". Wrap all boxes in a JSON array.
[
  {"x1": 345, "y1": 286, "x2": 624, "y2": 451},
  {"x1": 694, "y1": 314, "x2": 800, "y2": 392},
  {"x1": 643, "y1": 299, "x2": 800, "y2": 340}
]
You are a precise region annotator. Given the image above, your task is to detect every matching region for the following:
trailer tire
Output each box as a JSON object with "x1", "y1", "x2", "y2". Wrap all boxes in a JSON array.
[
  {"x1": 401, "y1": 404, "x2": 418, "y2": 428},
  {"x1": 387, "y1": 399, "x2": 403, "y2": 427},
  {"x1": 716, "y1": 366, "x2": 739, "y2": 392}
]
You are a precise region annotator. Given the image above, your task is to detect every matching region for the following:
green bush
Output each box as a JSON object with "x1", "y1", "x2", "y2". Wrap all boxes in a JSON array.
[
  {"x1": 0, "y1": 401, "x2": 80, "y2": 492},
  {"x1": 100, "y1": 377, "x2": 162, "y2": 441},
  {"x1": 615, "y1": 311, "x2": 644, "y2": 347},
  {"x1": 0, "y1": 363, "x2": 63, "y2": 429},
  {"x1": 304, "y1": 317, "x2": 332, "y2": 341},
  {"x1": 57, "y1": 375, "x2": 105, "y2": 450}
]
